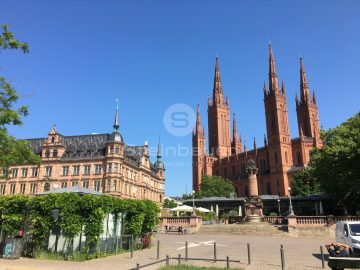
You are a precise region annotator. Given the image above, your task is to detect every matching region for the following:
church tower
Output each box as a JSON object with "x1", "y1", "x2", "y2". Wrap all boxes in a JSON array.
[
  {"x1": 231, "y1": 113, "x2": 242, "y2": 155},
  {"x1": 192, "y1": 104, "x2": 205, "y2": 192},
  {"x1": 263, "y1": 44, "x2": 293, "y2": 196},
  {"x1": 296, "y1": 58, "x2": 321, "y2": 147},
  {"x1": 207, "y1": 57, "x2": 231, "y2": 158}
]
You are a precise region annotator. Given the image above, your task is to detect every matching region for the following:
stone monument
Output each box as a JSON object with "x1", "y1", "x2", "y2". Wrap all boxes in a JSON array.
[{"x1": 244, "y1": 159, "x2": 263, "y2": 223}]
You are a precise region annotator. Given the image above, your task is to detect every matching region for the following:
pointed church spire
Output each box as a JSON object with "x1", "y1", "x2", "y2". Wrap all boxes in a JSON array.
[
  {"x1": 264, "y1": 134, "x2": 267, "y2": 147},
  {"x1": 232, "y1": 113, "x2": 238, "y2": 143},
  {"x1": 269, "y1": 43, "x2": 280, "y2": 93},
  {"x1": 312, "y1": 90, "x2": 317, "y2": 104},
  {"x1": 157, "y1": 138, "x2": 162, "y2": 158},
  {"x1": 213, "y1": 56, "x2": 223, "y2": 104},
  {"x1": 196, "y1": 104, "x2": 202, "y2": 135},
  {"x1": 263, "y1": 81, "x2": 267, "y2": 97},
  {"x1": 300, "y1": 57, "x2": 310, "y2": 103},
  {"x1": 295, "y1": 91, "x2": 299, "y2": 106},
  {"x1": 253, "y1": 137, "x2": 257, "y2": 153},
  {"x1": 113, "y1": 98, "x2": 119, "y2": 131}
]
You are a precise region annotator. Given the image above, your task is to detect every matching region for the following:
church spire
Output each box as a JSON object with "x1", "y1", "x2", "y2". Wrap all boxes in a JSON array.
[
  {"x1": 213, "y1": 56, "x2": 224, "y2": 104},
  {"x1": 157, "y1": 138, "x2": 162, "y2": 159},
  {"x1": 300, "y1": 57, "x2": 310, "y2": 103},
  {"x1": 269, "y1": 43, "x2": 280, "y2": 93},
  {"x1": 312, "y1": 90, "x2": 317, "y2": 104},
  {"x1": 232, "y1": 113, "x2": 238, "y2": 143},
  {"x1": 196, "y1": 104, "x2": 202, "y2": 135},
  {"x1": 281, "y1": 80, "x2": 286, "y2": 95},
  {"x1": 113, "y1": 98, "x2": 119, "y2": 131}
]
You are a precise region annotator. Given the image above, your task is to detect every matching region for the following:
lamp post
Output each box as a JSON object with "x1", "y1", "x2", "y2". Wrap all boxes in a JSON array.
[
  {"x1": 288, "y1": 187, "x2": 295, "y2": 216},
  {"x1": 277, "y1": 199, "x2": 281, "y2": 216},
  {"x1": 192, "y1": 190, "x2": 195, "y2": 216}
]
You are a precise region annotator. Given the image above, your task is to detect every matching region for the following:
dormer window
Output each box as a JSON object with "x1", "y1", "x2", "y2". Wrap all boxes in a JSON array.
[
  {"x1": 110, "y1": 146, "x2": 114, "y2": 154},
  {"x1": 45, "y1": 150, "x2": 50, "y2": 158},
  {"x1": 53, "y1": 149, "x2": 58, "y2": 157},
  {"x1": 51, "y1": 136, "x2": 55, "y2": 143}
]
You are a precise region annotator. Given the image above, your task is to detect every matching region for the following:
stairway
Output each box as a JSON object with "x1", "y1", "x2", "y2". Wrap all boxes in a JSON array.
[{"x1": 197, "y1": 223, "x2": 289, "y2": 236}]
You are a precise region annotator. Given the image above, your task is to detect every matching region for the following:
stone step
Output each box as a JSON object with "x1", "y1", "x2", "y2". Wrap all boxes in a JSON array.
[{"x1": 197, "y1": 223, "x2": 289, "y2": 236}]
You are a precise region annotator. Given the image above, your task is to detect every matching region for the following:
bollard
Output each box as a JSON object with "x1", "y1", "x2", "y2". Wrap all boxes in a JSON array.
[
  {"x1": 130, "y1": 236, "x2": 134, "y2": 259},
  {"x1": 136, "y1": 262, "x2": 140, "y2": 270},
  {"x1": 280, "y1": 245, "x2": 285, "y2": 270},
  {"x1": 247, "y1": 243, "x2": 251, "y2": 265},
  {"x1": 185, "y1": 241, "x2": 188, "y2": 261},
  {"x1": 214, "y1": 242, "x2": 217, "y2": 261},
  {"x1": 166, "y1": 255, "x2": 170, "y2": 266},
  {"x1": 157, "y1": 240, "x2": 160, "y2": 260},
  {"x1": 226, "y1": 256, "x2": 230, "y2": 269},
  {"x1": 178, "y1": 254, "x2": 181, "y2": 265},
  {"x1": 320, "y1": 245, "x2": 325, "y2": 269}
]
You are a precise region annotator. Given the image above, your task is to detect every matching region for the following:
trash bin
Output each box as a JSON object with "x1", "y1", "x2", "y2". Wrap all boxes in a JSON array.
[{"x1": 2, "y1": 237, "x2": 23, "y2": 259}]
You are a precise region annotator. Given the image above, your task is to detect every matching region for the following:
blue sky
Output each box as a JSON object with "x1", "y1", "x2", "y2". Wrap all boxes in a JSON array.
[{"x1": 1, "y1": 1, "x2": 359, "y2": 196}]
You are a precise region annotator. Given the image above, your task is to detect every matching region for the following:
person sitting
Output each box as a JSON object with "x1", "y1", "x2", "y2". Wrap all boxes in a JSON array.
[{"x1": 325, "y1": 243, "x2": 350, "y2": 257}]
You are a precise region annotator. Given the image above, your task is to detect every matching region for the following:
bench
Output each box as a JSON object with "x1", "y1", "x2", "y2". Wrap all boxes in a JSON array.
[{"x1": 328, "y1": 256, "x2": 360, "y2": 270}]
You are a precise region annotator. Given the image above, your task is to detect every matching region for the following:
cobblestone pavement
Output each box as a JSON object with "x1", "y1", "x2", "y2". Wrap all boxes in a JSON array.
[{"x1": 0, "y1": 233, "x2": 335, "y2": 270}]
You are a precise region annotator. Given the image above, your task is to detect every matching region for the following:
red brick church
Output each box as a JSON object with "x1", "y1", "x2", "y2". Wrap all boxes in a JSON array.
[{"x1": 192, "y1": 44, "x2": 322, "y2": 197}]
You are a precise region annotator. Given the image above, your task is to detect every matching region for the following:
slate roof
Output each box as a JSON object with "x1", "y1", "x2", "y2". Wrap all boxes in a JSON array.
[{"x1": 27, "y1": 133, "x2": 146, "y2": 166}]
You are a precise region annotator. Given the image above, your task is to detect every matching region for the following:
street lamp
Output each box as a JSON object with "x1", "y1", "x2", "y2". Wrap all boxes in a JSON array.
[
  {"x1": 192, "y1": 190, "x2": 195, "y2": 216},
  {"x1": 277, "y1": 199, "x2": 281, "y2": 216},
  {"x1": 288, "y1": 187, "x2": 295, "y2": 216}
]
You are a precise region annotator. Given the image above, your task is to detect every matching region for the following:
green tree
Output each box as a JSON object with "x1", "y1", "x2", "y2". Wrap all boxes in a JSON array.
[
  {"x1": 309, "y1": 113, "x2": 360, "y2": 214},
  {"x1": 197, "y1": 175, "x2": 235, "y2": 198},
  {"x1": 0, "y1": 25, "x2": 40, "y2": 177},
  {"x1": 163, "y1": 198, "x2": 177, "y2": 208},
  {"x1": 290, "y1": 168, "x2": 323, "y2": 196}
]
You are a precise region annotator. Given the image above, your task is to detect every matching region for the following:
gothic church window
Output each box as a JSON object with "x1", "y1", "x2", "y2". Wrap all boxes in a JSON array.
[{"x1": 297, "y1": 152, "x2": 302, "y2": 165}]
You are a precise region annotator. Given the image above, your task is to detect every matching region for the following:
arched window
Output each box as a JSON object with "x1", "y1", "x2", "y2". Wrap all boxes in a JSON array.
[
  {"x1": 53, "y1": 149, "x2": 58, "y2": 157},
  {"x1": 45, "y1": 150, "x2": 50, "y2": 158},
  {"x1": 297, "y1": 152, "x2": 302, "y2": 165},
  {"x1": 44, "y1": 182, "x2": 50, "y2": 192},
  {"x1": 51, "y1": 136, "x2": 55, "y2": 143},
  {"x1": 115, "y1": 146, "x2": 119, "y2": 154}
]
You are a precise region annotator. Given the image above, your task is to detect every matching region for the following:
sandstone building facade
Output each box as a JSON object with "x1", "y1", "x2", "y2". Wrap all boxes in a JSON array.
[
  {"x1": 1, "y1": 108, "x2": 165, "y2": 203},
  {"x1": 193, "y1": 45, "x2": 322, "y2": 196}
]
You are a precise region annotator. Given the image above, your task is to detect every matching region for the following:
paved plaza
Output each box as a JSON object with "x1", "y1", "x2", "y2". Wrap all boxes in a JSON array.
[{"x1": 0, "y1": 233, "x2": 335, "y2": 270}]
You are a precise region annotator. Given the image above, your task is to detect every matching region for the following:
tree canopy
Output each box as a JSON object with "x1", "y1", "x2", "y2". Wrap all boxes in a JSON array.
[
  {"x1": 0, "y1": 25, "x2": 40, "y2": 177},
  {"x1": 291, "y1": 112, "x2": 360, "y2": 214},
  {"x1": 197, "y1": 175, "x2": 235, "y2": 198}
]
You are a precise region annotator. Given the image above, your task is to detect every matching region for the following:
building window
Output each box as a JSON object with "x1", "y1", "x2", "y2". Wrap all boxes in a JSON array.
[
  {"x1": 0, "y1": 184, "x2": 6, "y2": 194},
  {"x1": 72, "y1": 181, "x2": 78, "y2": 187},
  {"x1": 113, "y1": 180, "x2": 117, "y2": 191},
  {"x1": 21, "y1": 168, "x2": 28, "y2": 178},
  {"x1": 94, "y1": 180, "x2": 100, "y2": 192},
  {"x1": 45, "y1": 150, "x2": 50, "y2": 158},
  {"x1": 84, "y1": 165, "x2": 91, "y2": 175},
  {"x1": 61, "y1": 181, "x2": 67, "y2": 188},
  {"x1": 12, "y1": 168, "x2": 18, "y2": 178},
  {"x1": 266, "y1": 182, "x2": 271, "y2": 195},
  {"x1": 110, "y1": 146, "x2": 114, "y2": 154},
  {"x1": 51, "y1": 136, "x2": 55, "y2": 143},
  {"x1": 62, "y1": 166, "x2": 69, "y2": 176},
  {"x1": 114, "y1": 163, "x2": 118, "y2": 173},
  {"x1": 115, "y1": 146, "x2": 119, "y2": 154},
  {"x1": 30, "y1": 183, "x2": 36, "y2": 194},
  {"x1": 297, "y1": 152, "x2": 302, "y2": 165},
  {"x1": 44, "y1": 182, "x2": 50, "y2": 192},
  {"x1": 10, "y1": 183, "x2": 16, "y2": 194},
  {"x1": 83, "y1": 180, "x2": 89, "y2": 189},
  {"x1": 20, "y1": 183, "x2": 26, "y2": 194},
  {"x1": 274, "y1": 152, "x2": 278, "y2": 164},
  {"x1": 95, "y1": 165, "x2": 102, "y2": 175},
  {"x1": 107, "y1": 178, "x2": 111, "y2": 191},
  {"x1": 53, "y1": 149, "x2": 58, "y2": 157},
  {"x1": 73, "y1": 165, "x2": 80, "y2": 176},
  {"x1": 45, "y1": 166, "x2": 52, "y2": 177},
  {"x1": 32, "y1": 168, "x2": 38, "y2": 177},
  {"x1": 107, "y1": 164, "x2": 112, "y2": 173},
  {"x1": 285, "y1": 151, "x2": 288, "y2": 163},
  {"x1": 245, "y1": 186, "x2": 249, "y2": 197}
]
